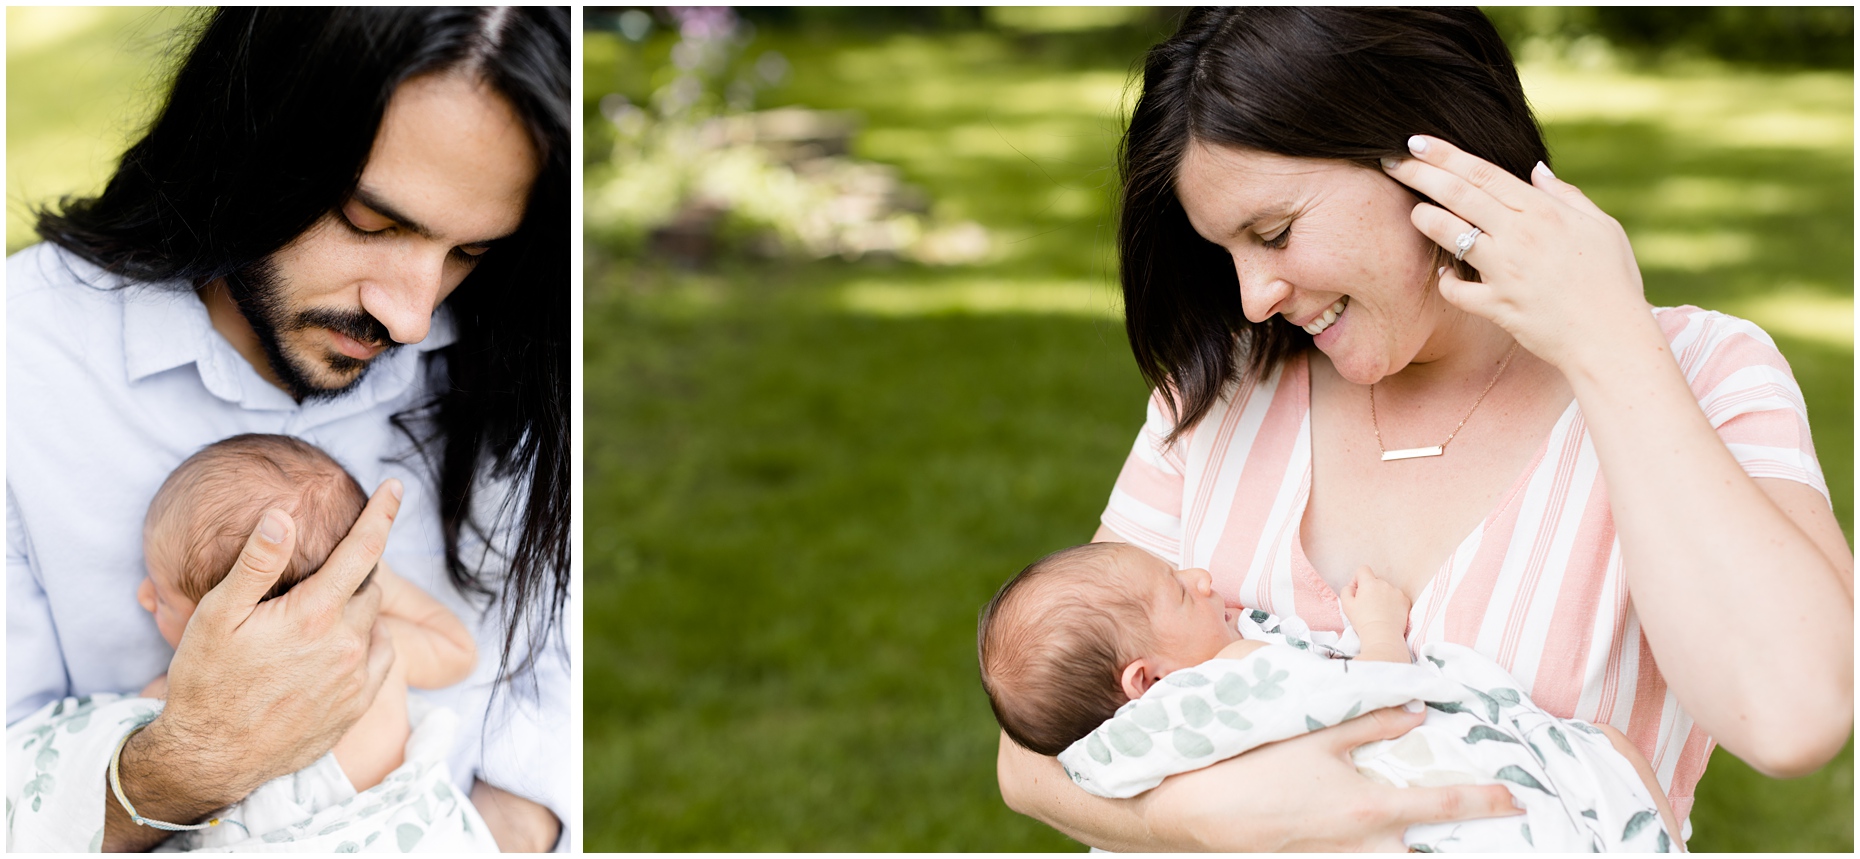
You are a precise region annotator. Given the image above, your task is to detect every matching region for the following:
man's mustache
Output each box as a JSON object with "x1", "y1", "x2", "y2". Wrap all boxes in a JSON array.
[{"x1": 292, "y1": 308, "x2": 395, "y2": 350}]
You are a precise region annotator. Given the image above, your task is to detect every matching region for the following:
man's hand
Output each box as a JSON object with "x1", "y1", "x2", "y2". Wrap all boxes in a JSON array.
[{"x1": 103, "y1": 481, "x2": 403, "y2": 851}]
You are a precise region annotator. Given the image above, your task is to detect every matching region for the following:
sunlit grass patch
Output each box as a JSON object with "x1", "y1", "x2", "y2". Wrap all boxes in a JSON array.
[
  {"x1": 1631, "y1": 229, "x2": 1758, "y2": 272},
  {"x1": 5, "y1": 6, "x2": 194, "y2": 253},
  {"x1": 1727, "y1": 286, "x2": 1855, "y2": 349},
  {"x1": 838, "y1": 276, "x2": 1120, "y2": 318},
  {"x1": 1522, "y1": 65, "x2": 1853, "y2": 151},
  {"x1": 986, "y1": 6, "x2": 1155, "y2": 34}
]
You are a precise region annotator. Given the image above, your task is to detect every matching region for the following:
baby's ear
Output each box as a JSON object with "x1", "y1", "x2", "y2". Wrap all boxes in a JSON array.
[{"x1": 1120, "y1": 658, "x2": 1158, "y2": 702}]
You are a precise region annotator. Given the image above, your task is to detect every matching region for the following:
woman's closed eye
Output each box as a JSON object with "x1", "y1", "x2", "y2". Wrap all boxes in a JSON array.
[{"x1": 1261, "y1": 222, "x2": 1292, "y2": 250}]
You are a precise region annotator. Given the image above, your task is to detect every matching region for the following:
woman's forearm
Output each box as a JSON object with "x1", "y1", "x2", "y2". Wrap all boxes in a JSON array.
[
  {"x1": 997, "y1": 733, "x2": 1166, "y2": 851},
  {"x1": 1568, "y1": 315, "x2": 1853, "y2": 775}
]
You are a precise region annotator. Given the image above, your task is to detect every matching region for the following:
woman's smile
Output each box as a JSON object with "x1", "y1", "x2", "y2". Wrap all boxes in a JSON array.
[{"x1": 1302, "y1": 296, "x2": 1349, "y2": 337}]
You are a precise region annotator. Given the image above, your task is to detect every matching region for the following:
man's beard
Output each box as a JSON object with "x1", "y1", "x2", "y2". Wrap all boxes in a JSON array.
[{"x1": 225, "y1": 258, "x2": 400, "y2": 403}]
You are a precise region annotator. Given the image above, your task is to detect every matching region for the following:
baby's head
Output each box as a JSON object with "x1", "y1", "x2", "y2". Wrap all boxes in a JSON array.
[
  {"x1": 978, "y1": 542, "x2": 1239, "y2": 755},
  {"x1": 138, "y1": 433, "x2": 368, "y2": 647}
]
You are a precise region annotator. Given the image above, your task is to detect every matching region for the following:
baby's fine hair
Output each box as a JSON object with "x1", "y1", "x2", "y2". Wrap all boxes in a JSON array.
[
  {"x1": 145, "y1": 433, "x2": 368, "y2": 603},
  {"x1": 978, "y1": 542, "x2": 1153, "y2": 756}
]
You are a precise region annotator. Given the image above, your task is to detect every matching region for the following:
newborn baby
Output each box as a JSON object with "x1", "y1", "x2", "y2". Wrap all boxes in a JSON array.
[
  {"x1": 979, "y1": 542, "x2": 1684, "y2": 852},
  {"x1": 136, "y1": 433, "x2": 493, "y2": 851}
]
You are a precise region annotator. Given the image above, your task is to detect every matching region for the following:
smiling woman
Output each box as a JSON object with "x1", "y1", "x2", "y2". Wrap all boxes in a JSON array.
[{"x1": 997, "y1": 7, "x2": 1853, "y2": 852}]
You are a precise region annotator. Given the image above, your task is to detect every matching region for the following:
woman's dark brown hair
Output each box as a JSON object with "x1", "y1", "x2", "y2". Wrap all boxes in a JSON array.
[{"x1": 1120, "y1": 8, "x2": 1549, "y2": 439}]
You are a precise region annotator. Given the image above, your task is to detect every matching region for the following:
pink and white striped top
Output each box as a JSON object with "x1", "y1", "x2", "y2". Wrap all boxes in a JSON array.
[{"x1": 1100, "y1": 306, "x2": 1828, "y2": 826}]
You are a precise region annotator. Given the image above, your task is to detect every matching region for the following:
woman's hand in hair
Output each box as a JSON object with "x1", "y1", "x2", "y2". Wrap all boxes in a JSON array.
[
  {"x1": 999, "y1": 707, "x2": 1520, "y2": 851},
  {"x1": 1381, "y1": 135, "x2": 1660, "y2": 378}
]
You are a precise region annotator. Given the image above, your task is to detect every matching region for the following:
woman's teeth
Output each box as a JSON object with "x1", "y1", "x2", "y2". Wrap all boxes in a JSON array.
[{"x1": 1302, "y1": 297, "x2": 1349, "y2": 336}]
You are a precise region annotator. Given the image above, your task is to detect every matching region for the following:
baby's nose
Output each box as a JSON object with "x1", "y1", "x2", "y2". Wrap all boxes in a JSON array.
[{"x1": 1191, "y1": 568, "x2": 1215, "y2": 595}]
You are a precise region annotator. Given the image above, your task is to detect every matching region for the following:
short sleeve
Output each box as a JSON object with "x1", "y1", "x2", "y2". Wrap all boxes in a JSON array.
[
  {"x1": 1659, "y1": 306, "x2": 1829, "y2": 502},
  {"x1": 1100, "y1": 391, "x2": 1189, "y2": 565}
]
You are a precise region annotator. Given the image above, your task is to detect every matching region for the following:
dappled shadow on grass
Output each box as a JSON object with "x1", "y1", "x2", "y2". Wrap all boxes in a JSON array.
[
  {"x1": 584, "y1": 262, "x2": 1140, "y2": 850},
  {"x1": 1552, "y1": 119, "x2": 1852, "y2": 314}
]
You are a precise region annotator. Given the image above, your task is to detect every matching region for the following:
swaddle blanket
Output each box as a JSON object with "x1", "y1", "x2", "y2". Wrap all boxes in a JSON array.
[
  {"x1": 7, "y1": 693, "x2": 498, "y2": 853},
  {"x1": 1056, "y1": 611, "x2": 1677, "y2": 852}
]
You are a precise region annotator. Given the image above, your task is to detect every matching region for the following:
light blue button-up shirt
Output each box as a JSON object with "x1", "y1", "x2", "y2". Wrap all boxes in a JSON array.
[{"x1": 5, "y1": 242, "x2": 573, "y2": 843}]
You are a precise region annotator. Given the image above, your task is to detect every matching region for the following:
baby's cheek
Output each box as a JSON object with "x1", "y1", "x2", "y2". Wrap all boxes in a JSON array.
[{"x1": 157, "y1": 602, "x2": 197, "y2": 648}]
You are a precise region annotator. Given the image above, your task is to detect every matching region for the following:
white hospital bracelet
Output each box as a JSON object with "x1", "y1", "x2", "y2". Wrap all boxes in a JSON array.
[{"x1": 107, "y1": 725, "x2": 222, "y2": 832}]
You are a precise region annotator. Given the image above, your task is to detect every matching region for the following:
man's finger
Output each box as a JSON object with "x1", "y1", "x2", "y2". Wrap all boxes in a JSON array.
[
  {"x1": 193, "y1": 508, "x2": 297, "y2": 626},
  {"x1": 295, "y1": 479, "x2": 403, "y2": 615},
  {"x1": 341, "y1": 570, "x2": 386, "y2": 639}
]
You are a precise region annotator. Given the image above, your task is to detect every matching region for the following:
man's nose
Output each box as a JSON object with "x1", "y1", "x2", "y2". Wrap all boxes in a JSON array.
[{"x1": 361, "y1": 250, "x2": 448, "y2": 344}]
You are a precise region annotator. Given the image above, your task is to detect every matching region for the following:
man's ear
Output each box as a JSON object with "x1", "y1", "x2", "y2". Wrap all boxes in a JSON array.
[{"x1": 1120, "y1": 658, "x2": 1159, "y2": 702}]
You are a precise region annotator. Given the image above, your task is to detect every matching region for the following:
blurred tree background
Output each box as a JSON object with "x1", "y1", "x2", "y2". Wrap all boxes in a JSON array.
[{"x1": 582, "y1": 6, "x2": 1851, "y2": 851}]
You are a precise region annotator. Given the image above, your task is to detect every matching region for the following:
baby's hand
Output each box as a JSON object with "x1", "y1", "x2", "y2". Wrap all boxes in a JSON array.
[
  {"x1": 1341, "y1": 567, "x2": 1413, "y2": 663},
  {"x1": 1339, "y1": 566, "x2": 1411, "y2": 634},
  {"x1": 140, "y1": 673, "x2": 170, "y2": 699}
]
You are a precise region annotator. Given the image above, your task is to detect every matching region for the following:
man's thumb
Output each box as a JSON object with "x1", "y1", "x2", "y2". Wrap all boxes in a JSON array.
[{"x1": 201, "y1": 509, "x2": 297, "y2": 616}]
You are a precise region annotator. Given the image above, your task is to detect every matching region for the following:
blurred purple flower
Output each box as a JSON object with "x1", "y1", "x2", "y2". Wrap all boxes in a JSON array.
[{"x1": 668, "y1": 6, "x2": 737, "y2": 42}]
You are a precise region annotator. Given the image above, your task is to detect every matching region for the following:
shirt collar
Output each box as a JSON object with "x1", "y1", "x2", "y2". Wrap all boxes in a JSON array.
[{"x1": 121, "y1": 279, "x2": 460, "y2": 410}]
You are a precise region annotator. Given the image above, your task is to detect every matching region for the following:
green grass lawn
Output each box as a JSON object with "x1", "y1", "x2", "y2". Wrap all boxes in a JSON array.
[{"x1": 584, "y1": 11, "x2": 1853, "y2": 852}]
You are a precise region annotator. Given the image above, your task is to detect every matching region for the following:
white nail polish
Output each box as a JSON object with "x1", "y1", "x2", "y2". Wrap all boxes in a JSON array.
[
  {"x1": 1407, "y1": 135, "x2": 1428, "y2": 155},
  {"x1": 1403, "y1": 700, "x2": 1425, "y2": 713}
]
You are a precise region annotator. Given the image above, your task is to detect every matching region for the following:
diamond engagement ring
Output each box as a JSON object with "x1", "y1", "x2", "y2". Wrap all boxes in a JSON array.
[{"x1": 1454, "y1": 227, "x2": 1481, "y2": 261}]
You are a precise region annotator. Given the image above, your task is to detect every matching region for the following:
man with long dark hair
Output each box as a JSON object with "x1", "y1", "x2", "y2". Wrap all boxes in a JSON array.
[{"x1": 7, "y1": 8, "x2": 569, "y2": 851}]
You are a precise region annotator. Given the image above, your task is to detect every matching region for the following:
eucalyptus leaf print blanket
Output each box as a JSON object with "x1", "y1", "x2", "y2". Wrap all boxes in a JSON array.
[
  {"x1": 1056, "y1": 611, "x2": 1678, "y2": 852},
  {"x1": 7, "y1": 693, "x2": 498, "y2": 853}
]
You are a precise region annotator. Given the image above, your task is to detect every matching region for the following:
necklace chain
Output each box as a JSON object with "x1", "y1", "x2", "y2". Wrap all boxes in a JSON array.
[{"x1": 1370, "y1": 341, "x2": 1521, "y2": 459}]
